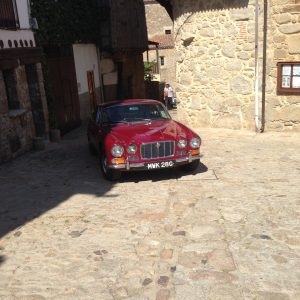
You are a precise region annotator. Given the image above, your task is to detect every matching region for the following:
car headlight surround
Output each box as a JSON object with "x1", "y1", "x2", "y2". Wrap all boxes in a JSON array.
[
  {"x1": 190, "y1": 137, "x2": 201, "y2": 149},
  {"x1": 111, "y1": 144, "x2": 124, "y2": 157},
  {"x1": 127, "y1": 144, "x2": 137, "y2": 154},
  {"x1": 178, "y1": 139, "x2": 187, "y2": 148}
]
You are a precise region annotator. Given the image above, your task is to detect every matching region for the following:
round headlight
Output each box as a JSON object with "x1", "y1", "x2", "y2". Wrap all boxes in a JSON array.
[
  {"x1": 190, "y1": 137, "x2": 201, "y2": 149},
  {"x1": 178, "y1": 139, "x2": 187, "y2": 148},
  {"x1": 127, "y1": 144, "x2": 137, "y2": 154},
  {"x1": 111, "y1": 145, "x2": 124, "y2": 157}
]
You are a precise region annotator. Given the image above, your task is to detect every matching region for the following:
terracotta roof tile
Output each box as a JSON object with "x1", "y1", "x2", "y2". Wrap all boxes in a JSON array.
[
  {"x1": 148, "y1": 34, "x2": 174, "y2": 49},
  {"x1": 148, "y1": 39, "x2": 159, "y2": 45}
]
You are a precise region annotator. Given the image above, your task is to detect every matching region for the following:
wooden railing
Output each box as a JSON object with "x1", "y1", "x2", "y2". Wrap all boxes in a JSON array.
[
  {"x1": 151, "y1": 63, "x2": 159, "y2": 74},
  {"x1": 0, "y1": 0, "x2": 17, "y2": 29}
]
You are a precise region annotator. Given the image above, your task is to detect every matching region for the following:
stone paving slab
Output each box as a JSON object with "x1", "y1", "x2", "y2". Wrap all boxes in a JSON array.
[
  {"x1": 176, "y1": 168, "x2": 217, "y2": 181},
  {"x1": 0, "y1": 125, "x2": 299, "y2": 299}
]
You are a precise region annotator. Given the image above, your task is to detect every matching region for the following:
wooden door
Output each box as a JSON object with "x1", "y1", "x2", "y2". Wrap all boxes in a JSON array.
[{"x1": 45, "y1": 46, "x2": 81, "y2": 134}]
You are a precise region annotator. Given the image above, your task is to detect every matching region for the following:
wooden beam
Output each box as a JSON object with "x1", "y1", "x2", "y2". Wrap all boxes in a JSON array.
[{"x1": 0, "y1": 47, "x2": 42, "y2": 68}]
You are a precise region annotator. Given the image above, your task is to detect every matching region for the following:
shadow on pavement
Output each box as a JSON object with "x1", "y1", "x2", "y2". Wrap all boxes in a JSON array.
[
  {"x1": 0, "y1": 124, "x2": 209, "y2": 237},
  {"x1": 0, "y1": 126, "x2": 114, "y2": 239}
]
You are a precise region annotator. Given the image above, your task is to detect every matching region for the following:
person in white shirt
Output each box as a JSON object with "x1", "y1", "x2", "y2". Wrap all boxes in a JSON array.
[
  {"x1": 164, "y1": 84, "x2": 168, "y2": 106},
  {"x1": 164, "y1": 84, "x2": 173, "y2": 109}
]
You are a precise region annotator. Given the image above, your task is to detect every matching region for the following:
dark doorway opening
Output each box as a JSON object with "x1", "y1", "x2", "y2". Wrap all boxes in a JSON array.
[
  {"x1": 25, "y1": 63, "x2": 46, "y2": 137},
  {"x1": 44, "y1": 45, "x2": 81, "y2": 134}
]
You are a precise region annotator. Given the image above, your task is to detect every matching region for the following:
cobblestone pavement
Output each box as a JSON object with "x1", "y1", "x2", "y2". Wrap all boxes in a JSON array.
[{"x1": 0, "y1": 121, "x2": 300, "y2": 300}]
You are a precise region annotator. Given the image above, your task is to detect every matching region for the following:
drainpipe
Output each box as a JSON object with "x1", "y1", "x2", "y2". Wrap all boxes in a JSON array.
[
  {"x1": 260, "y1": 0, "x2": 268, "y2": 132},
  {"x1": 254, "y1": 0, "x2": 259, "y2": 131}
]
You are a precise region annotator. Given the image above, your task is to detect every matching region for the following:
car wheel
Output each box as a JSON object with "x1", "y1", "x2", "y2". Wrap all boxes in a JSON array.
[
  {"x1": 100, "y1": 152, "x2": 121, "y2": 181},
  {"x1": 181, "y1": 159, "x2": 200, "y2": 172}
]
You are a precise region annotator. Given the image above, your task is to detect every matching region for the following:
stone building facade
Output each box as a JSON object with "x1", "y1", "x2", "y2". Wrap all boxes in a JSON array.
[
  {"x1": 267, "y1": 0, "x2": 300, "y2": 131},
  {"x1": 156, "y1": 0, "x2": 300, "y2": 131},
  {"x1": 144, "y1": 0, "x2": 176, "y2": 87},
  {"x1": 0, "y1": 0, "x2": 49, "y2": 163}
]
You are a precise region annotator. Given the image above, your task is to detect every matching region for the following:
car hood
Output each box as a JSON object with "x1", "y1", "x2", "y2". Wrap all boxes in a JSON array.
[{"x1": 107, "y1": 120, "x2": 190, "y2": 144}]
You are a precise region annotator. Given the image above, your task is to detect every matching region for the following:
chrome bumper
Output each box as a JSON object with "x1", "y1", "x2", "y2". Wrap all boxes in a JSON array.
[{"x1": 108, "y1": 154, "x2": 200, "y2": 170}]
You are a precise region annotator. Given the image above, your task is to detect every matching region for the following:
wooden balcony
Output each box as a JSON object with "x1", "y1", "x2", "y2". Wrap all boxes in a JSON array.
[{"x1": 151, "y1": 63, "x2": 159, "y2": 74}]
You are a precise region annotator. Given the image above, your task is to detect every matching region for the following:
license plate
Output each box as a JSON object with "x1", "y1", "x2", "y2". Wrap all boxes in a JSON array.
[{"x1": 145, "y1": 160, "x2": 175, "y2": 169}]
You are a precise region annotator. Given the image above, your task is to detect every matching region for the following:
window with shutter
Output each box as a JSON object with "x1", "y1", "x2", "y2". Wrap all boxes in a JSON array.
[
  {"x1": 0, "y1": 0, "x2": 18, "y2": 29},
  {"x1": 277, "y1": 62, "x2": 300, "y2": 94}
]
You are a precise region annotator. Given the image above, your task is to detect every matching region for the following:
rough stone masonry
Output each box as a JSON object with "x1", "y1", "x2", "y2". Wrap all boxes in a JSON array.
[{"x1": 168, "y1": 0, "x2": 300, "y2": 131}]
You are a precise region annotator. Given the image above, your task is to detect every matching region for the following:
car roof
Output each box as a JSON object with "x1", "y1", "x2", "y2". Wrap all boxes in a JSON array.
[{"x1": 98, "y1": 99, "x2": 162, "y2": 108}]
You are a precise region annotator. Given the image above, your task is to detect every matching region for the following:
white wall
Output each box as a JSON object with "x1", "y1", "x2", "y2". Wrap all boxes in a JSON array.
[
  {"x1": 72, "y1": 44, "x2": 100, "y2": 95},
  {"x1": 0, "y1": 29, "x2": 35, "y2": 48},
  {"x1": 16, "y1": 0, "x2": 30, "y2": 29},
  {"x1": 0, "y1": 0, "x2": 35, "y2": 49}
]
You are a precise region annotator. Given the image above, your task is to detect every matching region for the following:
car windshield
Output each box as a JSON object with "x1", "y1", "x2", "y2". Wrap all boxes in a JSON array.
[{"x1": 102, "y1": 103, "x2": 171, "y2": 124}]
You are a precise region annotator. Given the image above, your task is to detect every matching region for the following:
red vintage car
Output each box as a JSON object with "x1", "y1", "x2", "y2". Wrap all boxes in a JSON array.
[{"x1": 87, "y1": 99, "x2": 201, "y2": 180}]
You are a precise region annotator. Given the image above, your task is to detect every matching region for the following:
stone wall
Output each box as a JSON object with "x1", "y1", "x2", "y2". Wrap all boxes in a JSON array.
[
  {"x1": 170, "y1": 0, "x2": 300, "y2": 131},
  {"x1": 159, "y1": 48, "x2": 176, "y2": 87},
  {"x1": 145, "y1": 47, "x2": 176, "y2": 87},
  {"x1": 0, "y1": 63, "x2": 49, "y2": 163},
  {"x1": 172, "y1": 0, "x2": 256, "y2": 130},
  {"x1": 144, "y1": 0, "x2": 176, "y2": 92},
  {"x1": 0, "y1": 66, "x2": 35, "y2": 162},
  {"x1": 144, "y1": 0, "x2": 173, "y2": 37},
  {"x1": 266, "y1": 0, "x2": 300, "y2": 131}
]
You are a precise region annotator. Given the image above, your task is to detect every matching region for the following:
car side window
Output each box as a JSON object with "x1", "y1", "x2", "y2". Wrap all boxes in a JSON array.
[{"x1": 102, "y1": 109, "x2": 110, "y2": 124}]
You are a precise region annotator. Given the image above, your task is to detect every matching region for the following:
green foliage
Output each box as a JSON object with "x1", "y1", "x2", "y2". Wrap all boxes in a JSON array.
[
  {"x1": 31, "y1": 0, "x2": 103, "y2": 45},
  {"x1": 144, "y1": 61, "x2": 156, "y2": 81}
]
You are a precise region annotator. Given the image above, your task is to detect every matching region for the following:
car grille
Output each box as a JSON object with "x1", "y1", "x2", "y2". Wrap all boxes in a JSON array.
[{"x1": 140, "y1": 141, "x2": 175, "y2": 160}]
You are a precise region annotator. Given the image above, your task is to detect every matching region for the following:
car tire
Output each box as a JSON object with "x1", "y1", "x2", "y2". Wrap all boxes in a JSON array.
[
  {"x1": 100, "y1": 151, "x2": 121, "y2": 181},
  {"x1": 181, "y1": 159, "x2": 200, "y2": 172}
]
